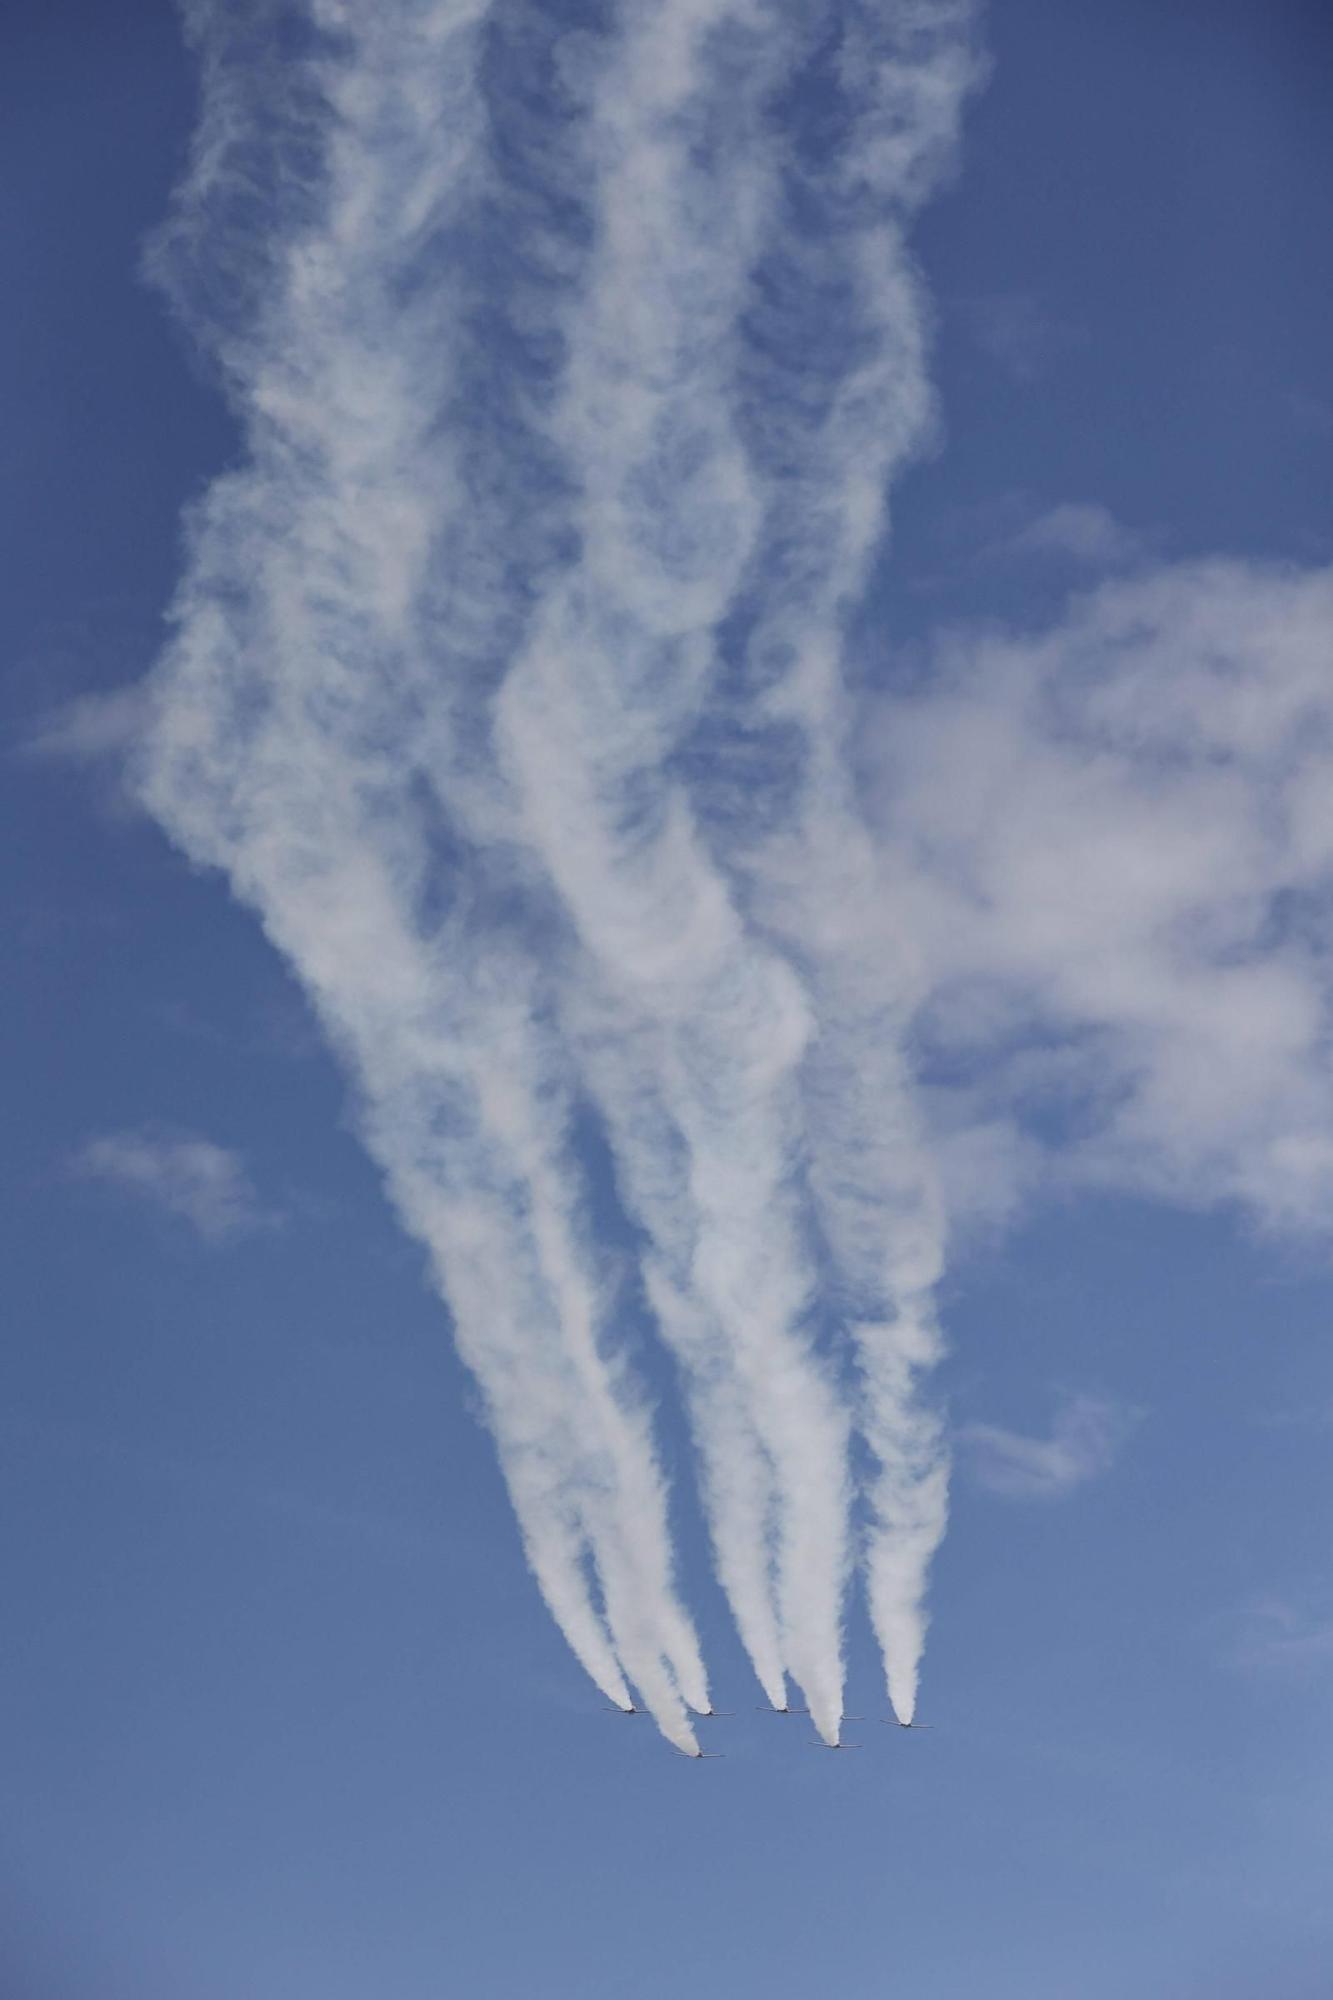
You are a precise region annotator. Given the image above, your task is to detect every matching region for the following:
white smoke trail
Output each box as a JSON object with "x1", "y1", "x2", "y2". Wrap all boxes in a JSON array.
[
  {"x1": 143, "y1": 0, "x2": 983, "y2": 1747},
  {"x1": 140, "y1": 0, "x2": 709, "y2": 1751},
  {"x1": 706, "y1": 0, "x2": 982, "y2": 1720},
  {"x1": 493, "y1": 0, "x2": 855, "y2": 1740},
  {"x1": 568, "y1": 1006, "x2": 791, "y2": 1714}
]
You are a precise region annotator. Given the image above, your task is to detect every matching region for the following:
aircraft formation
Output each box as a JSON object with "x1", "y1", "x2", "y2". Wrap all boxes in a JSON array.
[{"x1": 605, "y1": 1701, "x2": 935, "y2": 1758}]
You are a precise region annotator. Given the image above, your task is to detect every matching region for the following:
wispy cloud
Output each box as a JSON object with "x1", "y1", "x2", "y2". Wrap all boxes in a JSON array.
[
  {"x1": 958, "y1": 1392, "x2": 1137, "y2": 1500},
  {"x1": 19, "y1": 685, "x2": 148, "y2": 825},
  {"x1": 73, "y1": 1128, "x2": 271, "y2": 1243},
  {"x1": 865, "y1": 556, "x2": 1333, "y2": 1242},
  {"x1": 996, "y1": 500, "x2": 1143, "y2": 568},
  {"x1": 153, "y1": 990, "x2": 322, "y2": 1065},
  {"x1": 959, "y1": 289, "x2": 1082, "y2": 383},
  {"x1": 22, "y1": 685, "x2": 147, "y2": 766},
  {"x1": 892, "y1": 492, "x2": 1148, "y2": 607},
  {"x1": 1255, "y1": 1398, "x2": 1333, "y2": 1433},
  {"x1": 1229, "y1": 1595, "x2": 1333, "y2": 1678}
]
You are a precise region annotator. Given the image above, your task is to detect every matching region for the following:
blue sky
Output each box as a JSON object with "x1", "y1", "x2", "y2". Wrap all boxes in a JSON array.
[{"x1": 6, "y1": 1, "x2": 1333, "y2": 1995}]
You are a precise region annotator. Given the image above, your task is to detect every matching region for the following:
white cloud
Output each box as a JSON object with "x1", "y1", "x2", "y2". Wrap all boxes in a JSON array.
[
  {"x1": 865, "y1": 555, "x2": 1333, "y2": 1242},
  {"x1": 21, "y1": 686, "x2": 147, "y2": 766},
  {"x1": 1000, "y1": 500, "x2": 1142, "y2": 568},
  {"x1": 73, "y1": 1129, "x2": 270, "y2": 1243},
  {"x1": 958, "y1": 1392, "x2": 1136, "y2": 1500}
]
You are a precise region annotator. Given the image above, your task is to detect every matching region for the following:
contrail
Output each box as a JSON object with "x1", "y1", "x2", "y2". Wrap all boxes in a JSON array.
[
  {"x1": 139, "y1": 0, "x2": 707, "y2": 1751},
  {"x1": 493, "y1": 0, "x2": 856, "y2": 1741},
  {"x1": 700, "y1": 0, "x2": 981, "y2": 1720},
  {"x1": 569, "y1": 1005, "x2": 791, "y2": 1716},
  {"x1": 141, "y1": 0, "x2": 983, "y2": 1747}
]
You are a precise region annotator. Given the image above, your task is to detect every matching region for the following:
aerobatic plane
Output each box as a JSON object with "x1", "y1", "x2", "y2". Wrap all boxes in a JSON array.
[
  {"x1": 885, "y1": 1719, "x2": 933, "y2": 1730},
  {"x1": 809, "y1": 1738, "x2": 862, "y2": 1751}
]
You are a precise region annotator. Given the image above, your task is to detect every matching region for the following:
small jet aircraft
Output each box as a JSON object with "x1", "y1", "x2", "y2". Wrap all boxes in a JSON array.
[
  {"x1": 809, "y1": 1739, "x2": 862, "y2": 1751},
  {"x1": 696, "y1": 1707, "x2": 734, "y2": 1718},
  {"x1": 756, "y1": 1703, "x2": 807, "y2": 1715},
  {"x1": 679, "y1": 1747, "x2": 725, "y2": 1760},
  {"x1": 884, "y1": 1719, "x2": 933, "y2": 1730}
]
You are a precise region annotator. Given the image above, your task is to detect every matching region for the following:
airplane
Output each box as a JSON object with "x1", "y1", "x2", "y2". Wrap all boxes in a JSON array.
[
  {"x1": 756, "y1": 1703, "x2": 807, "y2": 1715},
  {"x1": 696, "y1": 1707, "x2": 734, "y2": 1718},
  {"x1": 884, "y1": 1719, "x2": 933, "y2": 1730},
  {"x1": 604, "y1": 1702, "x2": 640, "y2": 1716},
  {"x1": 809, "y1": 1739, "x2": 862, "y2": 1751},
  {"x1": 679, "y1": 1747, "x2": 725, "y2": 1760}
]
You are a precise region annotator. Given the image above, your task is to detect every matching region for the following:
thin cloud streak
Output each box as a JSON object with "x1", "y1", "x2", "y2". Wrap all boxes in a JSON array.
[
  {"x1": 959, "y1": 1393, "x2": 1137, "y2": 1500},
  {"x1": 23, "y1": 686, "x2": 149, "y2": 767},
  {"x1": 998, "y1": 500, "x2": 1142, "y2": 568},
  {"x1": 73, "y1": 1129, "x2": 271, "y2": 1243},
  {"x1": 1229, "y1": 1595, "x2": 1333, "y2": 1679}
]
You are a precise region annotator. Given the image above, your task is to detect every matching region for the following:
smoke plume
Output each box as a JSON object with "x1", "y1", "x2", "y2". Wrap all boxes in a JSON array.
[{"x1": 141, "y1": 0, "x2": 980, "y2": 1744}]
